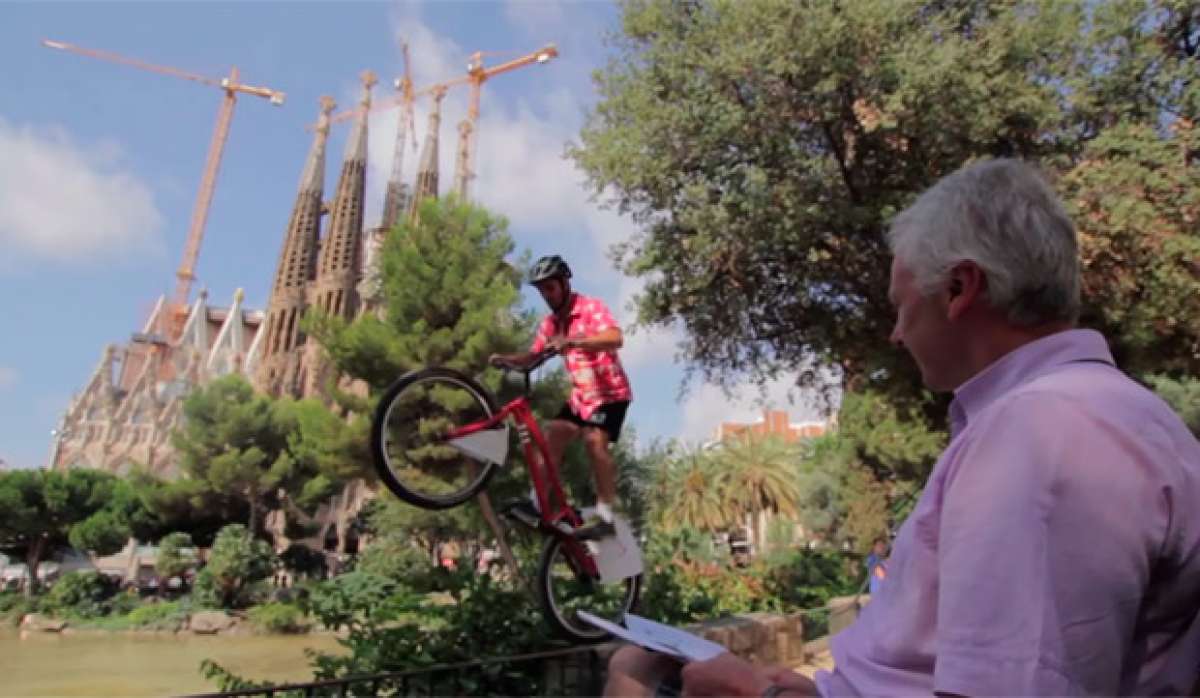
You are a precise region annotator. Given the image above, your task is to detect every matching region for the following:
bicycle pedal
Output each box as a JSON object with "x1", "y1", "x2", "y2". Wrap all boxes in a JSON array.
[{"x1": 501, "y1": 500, "x2": 541, "y2": 529}]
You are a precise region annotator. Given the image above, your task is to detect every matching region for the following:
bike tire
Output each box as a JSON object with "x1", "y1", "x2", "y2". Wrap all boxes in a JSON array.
[
  {"x1": 371, "y1": 367, "x2": 501, "y2": 510},
  {"x1": 537, "y1": 536, "x2": 642, "y2": 643}
]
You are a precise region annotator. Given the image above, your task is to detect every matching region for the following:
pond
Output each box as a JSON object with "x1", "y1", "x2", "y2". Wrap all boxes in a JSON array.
[{"x1": 1, "y1": 627, "x2": 346, "y2": 696}]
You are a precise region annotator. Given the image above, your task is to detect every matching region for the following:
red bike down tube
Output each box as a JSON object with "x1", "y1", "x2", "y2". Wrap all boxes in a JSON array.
[{"x1": 443, "y1": 352, "x2": 596, "y2": 571}]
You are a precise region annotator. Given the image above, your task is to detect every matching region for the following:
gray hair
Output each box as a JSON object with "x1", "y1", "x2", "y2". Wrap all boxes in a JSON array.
[{"x1": 886, "y1": 158, "x2": 1081, "y2": 326}]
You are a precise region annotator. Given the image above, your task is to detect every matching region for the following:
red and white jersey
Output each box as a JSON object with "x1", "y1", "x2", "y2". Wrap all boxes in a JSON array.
[{"x1": 530, "y1": 293, "x2": 633, "y2": 419}]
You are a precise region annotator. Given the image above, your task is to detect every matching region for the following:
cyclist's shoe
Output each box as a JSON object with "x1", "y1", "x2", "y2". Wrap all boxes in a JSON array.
[{"x1": 573, "y1": 518, "x2": 617, "y2": 541}]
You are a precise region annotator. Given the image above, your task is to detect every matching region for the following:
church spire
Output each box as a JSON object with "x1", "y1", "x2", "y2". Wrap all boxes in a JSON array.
[
  {"x1": 408, "y1": 87, "x2": 444, "y2": 221},
  {"x1": 313, "y1": 70, "x2": 373, "y2": 320},
  {"x1": 253, "y1": 95, "x2": 334, "y2": 396}
]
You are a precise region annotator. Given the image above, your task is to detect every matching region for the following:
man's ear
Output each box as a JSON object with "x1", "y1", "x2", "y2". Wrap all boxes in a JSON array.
[{"x1": 945, "y1": 262, "x2": 986, "y2": 321}]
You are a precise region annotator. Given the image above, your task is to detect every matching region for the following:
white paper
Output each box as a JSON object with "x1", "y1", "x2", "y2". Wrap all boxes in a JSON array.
[
  {"x1": 578, "y1": 510, "x2": 644, "y2": 583},
  {"x1": 576, "y1": 612, "x2": 727, "y2": 662}
]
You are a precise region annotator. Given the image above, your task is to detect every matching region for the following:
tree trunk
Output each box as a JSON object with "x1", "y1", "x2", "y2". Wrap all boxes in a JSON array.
[
  {"x1": 25, "y1": 535, "x2": 46, "y2": 599},
  {"x1": 749, "y1": 507, "x2": 762, "y2": 558},
  {"x1": 248, "y1": 490, "x2": 260, "y2": 538}
]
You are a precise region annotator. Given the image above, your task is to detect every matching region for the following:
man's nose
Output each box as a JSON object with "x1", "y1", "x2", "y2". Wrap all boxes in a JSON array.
[{"x1": 889, "y1": 325, "x2": 903, "y2": 348}]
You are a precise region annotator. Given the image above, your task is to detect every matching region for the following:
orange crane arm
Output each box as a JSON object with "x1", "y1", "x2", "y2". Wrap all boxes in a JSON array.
[
  {"x1": 322, "y1": 44, "x2": 557, "y2": 127},
  {"x1": 43, "y1": 39, "x2": 221, "y2": 87},
  {"x1": 42, "y1": 39, "x2": 285, "y2": 103},
  {"x1": 472, "y1": 44, "x2": 560, "y2": 84}
]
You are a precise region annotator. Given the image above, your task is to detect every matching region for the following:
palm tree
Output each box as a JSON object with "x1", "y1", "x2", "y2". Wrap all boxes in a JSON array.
[
  {"x1": 716, "y1": 434, "x2": 803, "y2": 554},
  {"x1": 654, "y1": 446, "x2": 735, "y2": 534}
]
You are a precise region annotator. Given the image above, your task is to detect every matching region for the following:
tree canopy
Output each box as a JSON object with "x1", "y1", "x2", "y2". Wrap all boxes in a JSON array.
[
  {"x1": 173, "y1": 375, "x2": 361, "y2": 538},
  {"x1": 571, "y1": 0, "x2": 1200, "y2": 412},
  {"x1": 0, "y1": 468, "x2": 139, "y2": 595}
]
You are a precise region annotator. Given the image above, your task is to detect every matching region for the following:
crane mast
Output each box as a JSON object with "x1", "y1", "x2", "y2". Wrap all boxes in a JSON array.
[{"x1": 42, "y1": 38, "x2": 285, "y2": 338}]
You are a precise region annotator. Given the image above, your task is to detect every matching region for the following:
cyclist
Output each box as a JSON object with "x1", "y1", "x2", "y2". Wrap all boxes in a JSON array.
[{"x1": 489, "y1": 255, "x2": 632, "y2": 540}]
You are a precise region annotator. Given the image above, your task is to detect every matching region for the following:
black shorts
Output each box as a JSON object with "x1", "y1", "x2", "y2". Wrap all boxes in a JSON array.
[{"x1": 555, "y1": 401, "x2": 630, "y2": 443}]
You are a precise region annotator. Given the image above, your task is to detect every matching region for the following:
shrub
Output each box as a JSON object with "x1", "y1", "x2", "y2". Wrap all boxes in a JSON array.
[
  {"x1": 279, "y1": 544, "x2": 327, "y2": 579},
  {"x1": 207, "y1": 564, "x2": 560, "y2": 695},
  {"x1": 248, "y1": 602, "x2": 311, "y2": 634},
  {"x1": 42, "y1": 571, "x2": 118, "y2": 618},
  {"x1": 760, "y1": 549, "x2": 860, "y2": 611},
  {"x1": 640, "y1": 559, "x2": 776, "y2": 625},
  {"x1": 351, "y1": 535, "x2": 433, "y2": 587},
  {"x1": 192, "y1": 525, "x2": 275, "y2": 609},
  {"x1": 0, "y1": 591, "x2": 39, "y2": 626},
  {"x1": 124, "y1": 600, "x2": 189, "y2": 630}
]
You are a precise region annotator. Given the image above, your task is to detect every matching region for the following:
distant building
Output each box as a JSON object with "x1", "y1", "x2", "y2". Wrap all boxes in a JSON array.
[{"x1": 714, "y1": 408, "x2": 830, "y2": 444}]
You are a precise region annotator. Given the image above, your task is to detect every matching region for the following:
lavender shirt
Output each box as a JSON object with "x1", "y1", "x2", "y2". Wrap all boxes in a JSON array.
[{"x1": 816, "y1": 329, "x2": 1200, "y2": 696}]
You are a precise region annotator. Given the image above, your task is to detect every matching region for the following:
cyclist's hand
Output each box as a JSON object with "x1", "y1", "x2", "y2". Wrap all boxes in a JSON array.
[
  {"x1": 488, "y1": 353, "x2": 507, "y2": 368},
  {"x1": 545, "y1": 335, "x2": 573, "y2": 352}
]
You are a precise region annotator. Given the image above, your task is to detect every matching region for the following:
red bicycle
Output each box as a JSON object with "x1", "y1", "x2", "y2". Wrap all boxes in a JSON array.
[{"x1": 370, "y1": 350, "x2": 642, "y2": 642}]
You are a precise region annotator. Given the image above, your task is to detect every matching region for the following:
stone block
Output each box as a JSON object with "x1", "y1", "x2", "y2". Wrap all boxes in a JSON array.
[
  {"x1": 21, "y1": 613, "x2": 67, "y2": 632},
  {"x1": 189, "y1": 610, "x2": 235, "y2": 634}
]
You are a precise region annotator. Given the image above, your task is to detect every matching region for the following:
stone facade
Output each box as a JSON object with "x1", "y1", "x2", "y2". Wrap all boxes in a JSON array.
[{"x1": 50, "y1": 290, "x2": 263, "y2": 477}]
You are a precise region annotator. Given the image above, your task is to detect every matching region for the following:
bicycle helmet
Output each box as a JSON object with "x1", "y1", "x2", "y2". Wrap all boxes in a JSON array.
[{"x1": 528, "y1": 255, "x2": 572, "y2": 284}]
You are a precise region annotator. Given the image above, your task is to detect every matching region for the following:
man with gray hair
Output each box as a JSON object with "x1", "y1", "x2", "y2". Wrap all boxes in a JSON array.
[{"x1": 605, "y1": 158, "x2": 1200, "y2": 697}]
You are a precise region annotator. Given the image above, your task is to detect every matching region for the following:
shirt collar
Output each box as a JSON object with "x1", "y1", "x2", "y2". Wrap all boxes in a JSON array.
[
  {"x1": 553, "y1": 292, "x2": 581, "y2": 326},
  {"x1": 949, "y1": 328, "x2": 1114, "y2": 437}
]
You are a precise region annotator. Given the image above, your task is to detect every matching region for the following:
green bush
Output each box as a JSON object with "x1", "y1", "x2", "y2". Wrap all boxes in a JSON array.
[
  {"x1": 43, "y1": 571, "x2": 118, "y2": 618},
  {"x1": 760, "y1": 549, "x2": 860, "y2": 611},
  {"x1": 0, "y1": 591, "x2": 39, "y2": 626},
  {"x1": 124, "y1": 600, "x2": 189, "y2": 630},
  {"x1": 279, "y1": 544, "x2": 327, "y2": 579},
  {"x1": 640, "y1": 558, "x2": 776, "y2": 625},
  {"x1": 248, "y1": 602, "x2": 311, "y2": 634},
  {"x1": 352, "y1": 535, "x2": 434, "y2": 587},
  {"x1": 191, "y1": 525, "x2": 276, "y2": 609},
  {"x1": 207, "y1": 565, "x2": 560, "y2": 695},
  {"x1": 106, "y1": 589, "x2": 142, "y2": 617}
]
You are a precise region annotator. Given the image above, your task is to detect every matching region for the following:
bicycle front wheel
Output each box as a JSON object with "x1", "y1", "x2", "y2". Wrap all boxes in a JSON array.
[
  {"x1": 371, "y1": 368, "x2": 502, "y2": 510},
  {"x1": 538, "y1": 537, "x2": 641, "y2": 643}
]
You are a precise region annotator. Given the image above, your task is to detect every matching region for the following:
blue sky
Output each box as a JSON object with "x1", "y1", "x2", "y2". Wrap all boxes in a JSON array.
[{"x1": 0, "y1": 1, "x2": 819, "y2": 470}]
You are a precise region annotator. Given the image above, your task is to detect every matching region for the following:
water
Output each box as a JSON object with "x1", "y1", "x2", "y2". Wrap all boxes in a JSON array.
[{"x1": 1, "y1": 627, "x2": 346, "y2": 696}]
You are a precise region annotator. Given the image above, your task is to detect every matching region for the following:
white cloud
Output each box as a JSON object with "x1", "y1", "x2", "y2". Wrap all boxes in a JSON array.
[
  {"x1": 677, "y1": 376, "x2": 835, "y2": 445},
  {"x1": 0, "y1": 118, "x2": 164, "y2": 267},
  {"x1": 0, "y1": 367, "x2": 17, "y2": 391},
  {"x1": 503, "y1": 0, "x2": 570, "y2": 36}
]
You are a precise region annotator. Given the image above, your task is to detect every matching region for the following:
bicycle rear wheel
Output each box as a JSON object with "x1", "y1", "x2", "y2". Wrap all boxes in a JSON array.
[
  {"x1": 537, "y1": 537, "x2": 641, "y2": 643},
  {"x1": 371, "y1": 368, "x2": 502, "y2": 510}
]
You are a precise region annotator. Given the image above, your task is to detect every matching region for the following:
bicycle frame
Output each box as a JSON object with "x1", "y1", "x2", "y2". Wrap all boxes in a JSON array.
[{"x1": 446, "y1": 396, "x2": 601, "y2": 578}]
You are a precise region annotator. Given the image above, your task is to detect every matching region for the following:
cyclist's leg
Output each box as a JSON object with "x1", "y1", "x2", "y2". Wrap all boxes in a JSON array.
[
  {"x1": 545, "y1": 417, "x2": 580, "y2": 470},
  {"x1": 530, "y1": 416, "x2": 577, "y2": 511},
  {"x1": 585, "y1": 401, "x2": 630, "y2": 517},
  {"x1": 581, "y1": 426, "x2": 617, "y2": 509}
]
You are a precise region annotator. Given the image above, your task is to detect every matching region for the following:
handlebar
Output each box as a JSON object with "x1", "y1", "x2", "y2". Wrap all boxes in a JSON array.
[{"x1": 489, "y1": 347, "x2": 558, "y2": 375}]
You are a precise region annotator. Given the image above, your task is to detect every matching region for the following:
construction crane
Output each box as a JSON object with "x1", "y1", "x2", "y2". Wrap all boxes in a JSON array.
[
  {"x1": 451, "y1": 45, "x2": 558, "y2": 198},
  {"x1": 322, "y1": 43, "x2": 558, "y2": 199},
  {"x1": 42, "y1": 39, "x2": 285, "y2": 338},
  {"x1": 380, "y1": 41, "x2": 419, "y2": 230}
]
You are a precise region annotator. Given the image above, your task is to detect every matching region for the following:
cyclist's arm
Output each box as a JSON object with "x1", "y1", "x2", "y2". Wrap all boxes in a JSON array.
[
  {"x1": 564, "y1": 327, "x2": 623, "y2": 352},
  {"x1": 488, "y1": 350, "x2": 540, "y2": 368}
]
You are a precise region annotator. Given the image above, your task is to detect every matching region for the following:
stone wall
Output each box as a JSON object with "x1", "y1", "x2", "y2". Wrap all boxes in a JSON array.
[{"x1": 595, "y1": 595, "x2": 871, "y2": 673}]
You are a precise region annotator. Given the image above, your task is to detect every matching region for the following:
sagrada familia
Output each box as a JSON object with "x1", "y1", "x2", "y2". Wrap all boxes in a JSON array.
[{"x1": 46, "y1": 72, "x2": 448, "y2": 551}]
